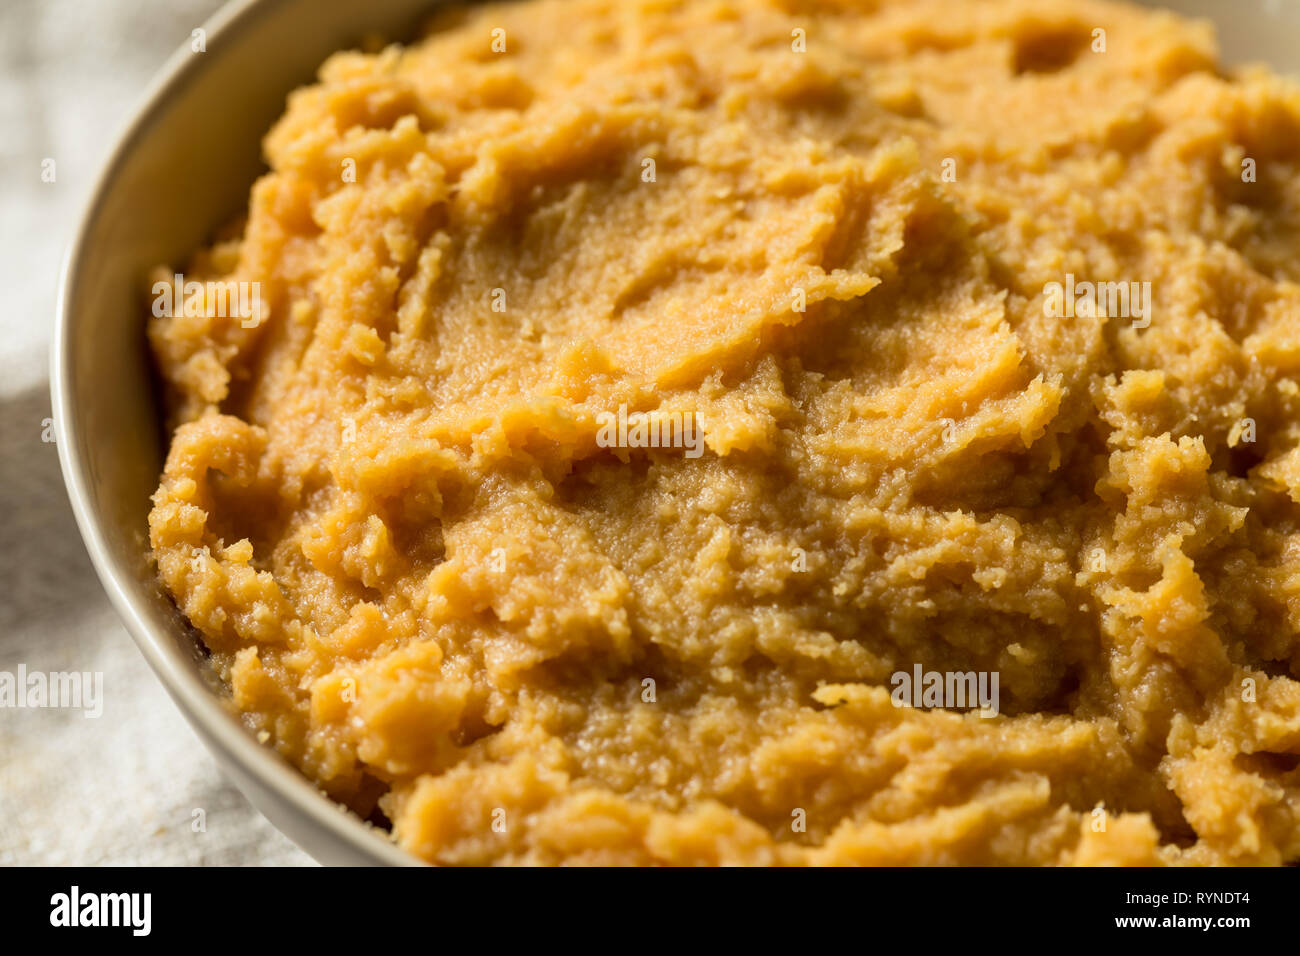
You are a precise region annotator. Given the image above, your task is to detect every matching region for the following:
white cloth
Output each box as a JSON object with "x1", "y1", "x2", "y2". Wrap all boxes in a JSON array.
[{"x1": 0, "y1": 0, "x2": 311, "y2": 866}]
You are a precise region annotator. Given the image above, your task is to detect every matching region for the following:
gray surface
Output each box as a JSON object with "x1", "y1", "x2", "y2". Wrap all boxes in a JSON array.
[{"x1": 0, "y1": 0, "x2": 311, "y2": 866}]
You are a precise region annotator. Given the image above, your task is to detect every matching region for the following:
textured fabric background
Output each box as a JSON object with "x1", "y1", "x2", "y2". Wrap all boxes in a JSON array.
[{"x1": 0, "y1": 0, "x2": 311, "y2": 866}]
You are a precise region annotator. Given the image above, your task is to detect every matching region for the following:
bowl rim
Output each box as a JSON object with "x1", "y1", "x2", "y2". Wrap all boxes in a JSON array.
[{"x1": 50, "y1": 0, "x2": 414, "y2": 867}]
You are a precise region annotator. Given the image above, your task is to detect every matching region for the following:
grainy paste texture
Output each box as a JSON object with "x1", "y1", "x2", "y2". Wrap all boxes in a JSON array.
[{"x1": 147, "y1": 0, "x2": 1300, "y2": 865}]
